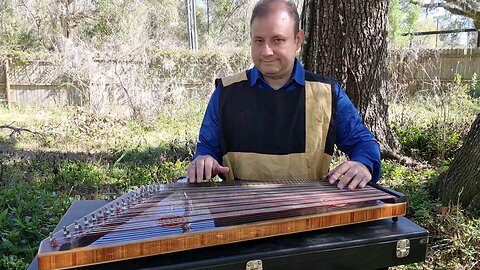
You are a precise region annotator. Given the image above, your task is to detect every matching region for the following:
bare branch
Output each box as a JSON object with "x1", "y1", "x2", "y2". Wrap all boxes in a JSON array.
[
  {"x1": 0, "y1": 122, "x2": 44, "y2": 140},
  {"x1": 219, "y1": 0, "x2": 247, "y2": 36},
  {"x1": 410, "y1": 0, "x2": 480, "y2": 27},
  {"x1": 114, "y1": 61, "x2": 139, "y2": 119}
]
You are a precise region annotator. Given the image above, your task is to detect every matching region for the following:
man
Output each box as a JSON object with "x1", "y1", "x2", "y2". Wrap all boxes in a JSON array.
[{"x1": 187, "y1": 0, "x2": 380, "y2": 190}]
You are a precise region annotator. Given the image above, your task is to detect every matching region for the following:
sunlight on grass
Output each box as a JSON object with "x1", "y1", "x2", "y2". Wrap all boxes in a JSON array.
[{"x1": 1, "y1": 89, "x2": 479, "y2": 269}]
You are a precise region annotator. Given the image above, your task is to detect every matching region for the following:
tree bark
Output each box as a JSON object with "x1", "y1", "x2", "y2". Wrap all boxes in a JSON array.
[
  {"x1": 301, "y1": 0, "x2": 400, "y2": 155},
  {"x1": 435, "y1": 114, "x2": 480, "y2": 210},
  {"x1": 186, "y1": 0, "x2": 198, "y2": 50}
]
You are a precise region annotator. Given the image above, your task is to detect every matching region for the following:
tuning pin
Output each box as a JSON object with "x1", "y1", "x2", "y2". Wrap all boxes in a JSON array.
[
  {"x1": 49, "y1": 232, "x2": 58, "y2": 247},
  {"x1": 97, "y1": 210, "x2": 103, "y2": 223},
  {"x1": 74, "y1": 220, "x2": 83, "y2": 233},
  {"x1": 115, "y1": 202, "x2": 121, "y2": 213},
  {"x1": 63, "y1": 226, "x2": 71, "y2": 239},
  {"x1": 83, "y1": 216, "x2": 89, "y2": 229},
  {"x1": 110, "y1": 205, "x2": 116, "y2": 217},
  {"x1": 122, "y1": 199, "x2": 128, "y2": 211},
  {"x1": 131, "y1": 194, "x2": 137, "y2": 206},
  {"x1": 91, "y1": 213, "x2": 97, "y2": 224}
]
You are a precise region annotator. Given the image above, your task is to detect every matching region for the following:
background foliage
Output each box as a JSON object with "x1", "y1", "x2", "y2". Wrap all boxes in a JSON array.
[{"x1": 0, "y1": 0, "x2": 479, "y2": 269}]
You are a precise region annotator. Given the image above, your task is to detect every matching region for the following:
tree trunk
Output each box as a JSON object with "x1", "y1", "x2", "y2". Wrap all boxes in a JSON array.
[
  {"x1": 301, "y1": 0, "x2": 400, "y2": 156},
  {"x1": 435, "y1": 114, "x2": 480, "y2": 210},
  {"x1": 185, "y1": 0, "x2": 198, "y2": 50}
]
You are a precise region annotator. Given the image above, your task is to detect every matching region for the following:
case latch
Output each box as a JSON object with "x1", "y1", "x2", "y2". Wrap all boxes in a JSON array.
[
  {"x1": 246, "y1": 259, "x2": 263, "y2": 270},
  {"x1": 396, "y1": 239, "x2": 410, "y2": 258}
]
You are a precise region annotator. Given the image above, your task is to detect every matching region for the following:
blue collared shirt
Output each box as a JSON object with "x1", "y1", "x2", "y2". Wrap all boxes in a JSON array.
[{"x1": 194, "y1": 59, "x2": 381, "y2": 182}]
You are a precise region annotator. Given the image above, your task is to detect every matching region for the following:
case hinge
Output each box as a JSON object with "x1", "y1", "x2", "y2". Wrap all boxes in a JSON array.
[
  {"x1": 246, "y1": 259, "x2": 263, "y2": 270},
  {"x1": 396, "y1": 239, "x2": 410, "y2": 258}
]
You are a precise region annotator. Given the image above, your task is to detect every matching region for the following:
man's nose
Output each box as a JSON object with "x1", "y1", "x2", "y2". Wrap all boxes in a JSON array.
[{"x1": 261, "y1": 43, "x2": 274, "y2": 56}]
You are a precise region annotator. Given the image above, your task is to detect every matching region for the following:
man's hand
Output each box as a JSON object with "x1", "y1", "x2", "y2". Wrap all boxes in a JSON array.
[
  {"x1": 325, "y1": 161, "x2": 372, "y2": 190},
  {"x1": 187, "y1": 155, "x2": 230, "y2": 183}
]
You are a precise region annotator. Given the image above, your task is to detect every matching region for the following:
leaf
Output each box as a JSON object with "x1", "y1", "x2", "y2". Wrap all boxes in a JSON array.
[
  {"x1": 2, "y1": 237, "x2": 14, "y2": 249},
  {"x1": 0, "y1": 209, "x2": 8, "y2": 223},
  {"x1": 15, "y1": 217, "x2": 25, "y2": 228}
]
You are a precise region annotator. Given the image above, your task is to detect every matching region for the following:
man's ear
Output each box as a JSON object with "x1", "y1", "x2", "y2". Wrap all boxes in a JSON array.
[{"x1": 295, "y1": 30, "x2": 304, "y2": 50}]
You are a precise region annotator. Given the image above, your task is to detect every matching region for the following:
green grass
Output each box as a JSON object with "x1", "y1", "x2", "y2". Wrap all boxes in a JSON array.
[
  {"x1": 0, "y1": 102, "x2": 203, "y2": 268},
  {"x1": 387, "y1": 88, "x2": 480, "y2": 269},
  {"x1": 1, "y1": 89, "x2": 479, "y2": 269}
]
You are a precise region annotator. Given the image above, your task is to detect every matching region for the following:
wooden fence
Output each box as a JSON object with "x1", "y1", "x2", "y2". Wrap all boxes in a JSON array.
[
  {"x1": 1, "y1": 48, "x2": 479, "y2": 108},
  {"x1": 0, "y1": 59, "x2": 88, "y2": 108},
  {"x1": 389, "y1": 48, "x2": 480, "y2": 96}
]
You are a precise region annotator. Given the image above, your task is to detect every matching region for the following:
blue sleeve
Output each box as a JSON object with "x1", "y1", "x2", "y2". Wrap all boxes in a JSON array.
[
  {"x1": 334, "y1": 83, "x2": 381, "y2": 182},
  {"x1": 193, "y1": 86, "x2": 222, "y2": 163}
]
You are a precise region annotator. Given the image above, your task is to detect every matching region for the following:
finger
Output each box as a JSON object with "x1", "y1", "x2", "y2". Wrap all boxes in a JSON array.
[
  {"x1": 358, "y1": 177, "x2": 371, "y2": 189},
  {"x1": 337, "y1": 174, "x2": 351, "y2": 189},
  {"x1": 337, "y1": 167, "x2": 359, "y2": 189},
  {"x1": 187, "y1": 162, "x2": 196, "y2": 183},
  {"x1": 204, "y1": 158, "x2": 214, "y2": 180},
  {"x1": 195, "y1": 158, "x2": 205, "y2": 183},
  {"x1": 327, "y1": 169, "x2": 342, "y2": 184},
  {"x1": 329, "y1": 172, "x2": 343, "y2": 185},
  {"x1": 347, "y1": 174, "x2": 364, "y2": 190},
  {"x1": 213, "y1": 160, "x2": 230, "y2": 174},
  {"x1": 326, "y1": 162, "x2": 347, "y2": 177},
  {"x1": 328, "y1": 164, "x2": 349, "y2": 184},
  {"x1": 326, "y1": 167, "x2": 336, "y2": 178},
  {"x1": 215, "y1": 165, "x2": 230, "y2": 174}
]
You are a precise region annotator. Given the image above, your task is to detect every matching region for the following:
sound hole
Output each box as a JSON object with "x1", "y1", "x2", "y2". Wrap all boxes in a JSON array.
[{"x1": 157, "y1": 216, "x2": 189, "y2": 228}]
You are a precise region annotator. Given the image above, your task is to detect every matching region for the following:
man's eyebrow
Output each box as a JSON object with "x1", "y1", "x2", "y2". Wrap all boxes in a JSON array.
[{"x1": 251, "y1": 34, "x2": 287, "y2": 39}]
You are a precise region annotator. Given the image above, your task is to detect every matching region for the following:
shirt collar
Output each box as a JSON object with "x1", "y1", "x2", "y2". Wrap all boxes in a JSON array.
[{"x1": 249, "y1": 58, "x2": 305, "y2": 88}]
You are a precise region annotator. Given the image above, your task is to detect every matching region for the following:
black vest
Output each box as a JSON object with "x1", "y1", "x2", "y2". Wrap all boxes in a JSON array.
[{"x1": 217, "y1": 70, "x2": 336, "y2": 181}]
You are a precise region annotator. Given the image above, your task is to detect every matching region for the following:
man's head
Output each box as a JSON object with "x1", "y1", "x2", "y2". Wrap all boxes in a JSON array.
[
  {"x1": 250, "y1": 0, "x2": 304, "y2": 88},
  {"x1": 250, "y1": 0, "x2": 300, "y2": 36}
]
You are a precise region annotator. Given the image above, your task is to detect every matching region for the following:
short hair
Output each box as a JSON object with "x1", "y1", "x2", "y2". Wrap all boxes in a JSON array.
[{"x1": 250, "y1": 0, "x2": 300, "y2": 35}]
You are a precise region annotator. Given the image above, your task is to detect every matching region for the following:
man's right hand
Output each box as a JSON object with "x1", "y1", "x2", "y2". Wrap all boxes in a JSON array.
[{"x1": 187, "y1": 155, "x2": 230, "y2": 183}]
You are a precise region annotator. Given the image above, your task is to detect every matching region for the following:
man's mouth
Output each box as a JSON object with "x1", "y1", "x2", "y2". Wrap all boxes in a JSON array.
[{"x1": 262, "y1": 59, "x2": 278, "y2": 64}]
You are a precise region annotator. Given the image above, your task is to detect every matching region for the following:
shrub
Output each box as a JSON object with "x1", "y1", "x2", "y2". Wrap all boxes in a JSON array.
[
  {"x1": 468, "y1": 73, "x2": 479, "y2": 99},
  {"x1": 392, "y1": 120, "x2": 463, "y2": 163},
  {"x1": 0, "y1": 182, "x2": 72, "y2": 268}
]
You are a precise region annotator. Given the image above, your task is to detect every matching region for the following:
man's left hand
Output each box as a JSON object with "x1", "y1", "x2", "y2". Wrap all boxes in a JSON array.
[{"x1": 325, "y1": 161, "x2": 372, "y2": 190}]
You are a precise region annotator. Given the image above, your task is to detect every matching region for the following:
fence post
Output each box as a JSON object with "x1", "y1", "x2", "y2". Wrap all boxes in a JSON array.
[
  {"x1": 477, "y1": 30, "x2": 480, "y2": 48},
  {"x1": 5, "y1": 59, "x2": 11, "y2": 109}
]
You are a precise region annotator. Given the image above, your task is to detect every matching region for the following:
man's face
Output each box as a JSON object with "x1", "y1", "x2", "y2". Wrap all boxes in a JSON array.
[{"x1": 250, "y1": 8, "x2": 303, "y2": 84}]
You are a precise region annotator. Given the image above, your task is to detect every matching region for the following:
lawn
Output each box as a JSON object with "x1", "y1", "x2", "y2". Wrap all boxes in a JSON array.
[{"x1": 0, "y1": 91, "x2": 479, "y2": 269}]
